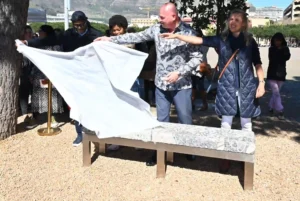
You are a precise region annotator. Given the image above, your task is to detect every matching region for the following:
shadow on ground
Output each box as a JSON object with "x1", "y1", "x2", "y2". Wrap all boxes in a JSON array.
[
  {"x1": 14, "y1": 77, "x2": 300, "y2": 189},
  {"x1": 92, "y1": 76, "x2": 300, "y2": 189},
  {"x1": 94, "y1": 146, "x2": 245, "y2": 188},
  {"x1": 16, "y1": 111, "x2": 71, "y2": 134}
]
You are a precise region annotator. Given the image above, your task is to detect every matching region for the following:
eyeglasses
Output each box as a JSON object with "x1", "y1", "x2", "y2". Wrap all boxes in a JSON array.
[{"x1": 73, "y1": 22, "x2": 86, "y2": 28}]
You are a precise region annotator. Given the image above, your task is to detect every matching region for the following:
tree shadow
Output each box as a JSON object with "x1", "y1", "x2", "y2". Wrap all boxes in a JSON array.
[
  {"x1": 90, "y1": 76, "x2": 300, "y2": 187},
  {"x1": 89, "y1": 76, "x2": 300, "y2": 186}
]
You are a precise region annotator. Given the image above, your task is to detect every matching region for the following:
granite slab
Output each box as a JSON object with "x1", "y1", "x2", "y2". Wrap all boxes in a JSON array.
[{"x1": 83, "y1": 122, "x2": 255, "y2": 154}]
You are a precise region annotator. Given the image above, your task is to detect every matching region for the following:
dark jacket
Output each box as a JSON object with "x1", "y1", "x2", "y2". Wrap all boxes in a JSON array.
[
  {"x1": 142, "y1": 41, "x2": 156, "y2": 71},
  {"x1": 20, "y1": 57, "x2": 33, "y2": 87},
  {"x1": 203, "y1": 33, "x2": 262, "y2": 118},
  {"x1": 27, "y1": 35, "x2": 59, "y2": 48},
  {"x1": 267, "y1": 46, "x2": 290, "y2": 81},
  {"x1": 62, "y1": 26, "x2": 102, "y2": 52}
]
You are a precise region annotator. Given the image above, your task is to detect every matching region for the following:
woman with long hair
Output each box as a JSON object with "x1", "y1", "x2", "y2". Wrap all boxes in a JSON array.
[
  {"x1": 267, "y1": 32, "x2": 290, "y2": 120},
  {"x1": 161, "y1": 9, "x2": 265, "y2": 172},
  {"x1": 25, "y1": 25, "x2": 64, "y2": 127}
]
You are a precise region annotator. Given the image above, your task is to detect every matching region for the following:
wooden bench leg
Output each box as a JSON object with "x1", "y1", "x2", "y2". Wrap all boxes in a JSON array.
[
  {"x1": 83, "y1": 140, "x2": 91, "y2": 166},
  {"x1": 244, "y1": 162, "x2": 254, "y2": 190},
  {"x1": 166, "y1": 152, "x2": 174, "y2": 163},
  {"x1": 93, "y1": 142, "x2": 100, "y2": 153},
  {"x1": 156, "y1": 150, "x2": 166, "y2": 178},
  {"x1": 99, "y1": 142, "x2": 106, "y2": 154}
]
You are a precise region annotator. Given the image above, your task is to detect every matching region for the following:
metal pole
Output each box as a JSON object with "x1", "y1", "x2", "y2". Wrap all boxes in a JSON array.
[
  {"x1": 47, "y1": 81, "x2": 53, "y2": 133},
  {"x1": 64, "y1": 0, "x2": 69, "y2": 30},
  {"x1": 38, "y1": 80, "x2": 61, "y2": 136}
]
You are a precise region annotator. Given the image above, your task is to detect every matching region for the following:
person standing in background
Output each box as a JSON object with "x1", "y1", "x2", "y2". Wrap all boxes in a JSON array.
[
  {"x1": 267, "y1": 32, "x2": 291, "y2": 120},
  {"x1": 95, "y1": 3, "x2": 205, "y2": 165},
  {"x1": 62, "y1": 11, "x2": 103, "y2": 147}
]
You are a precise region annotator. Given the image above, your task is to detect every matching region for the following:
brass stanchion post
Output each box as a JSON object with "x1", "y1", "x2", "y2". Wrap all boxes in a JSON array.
[{"x1": 38, "y1": 80, "x2": 61, "y2": 136}]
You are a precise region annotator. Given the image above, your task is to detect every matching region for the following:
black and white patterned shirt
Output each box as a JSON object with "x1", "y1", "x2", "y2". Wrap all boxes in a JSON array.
[{"x1": 111, "y1": 22, "x2": 204, "y2": 91}]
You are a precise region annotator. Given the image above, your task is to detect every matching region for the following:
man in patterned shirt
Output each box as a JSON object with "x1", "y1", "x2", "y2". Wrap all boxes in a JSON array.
[{"x1": 94, "y1": 2, "x2": 204, "y2": 165}]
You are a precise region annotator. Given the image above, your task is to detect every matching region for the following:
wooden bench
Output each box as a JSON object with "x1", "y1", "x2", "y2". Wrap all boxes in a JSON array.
[{"x1": 82, "y1": 122, "x2": 255, "y2": 190}]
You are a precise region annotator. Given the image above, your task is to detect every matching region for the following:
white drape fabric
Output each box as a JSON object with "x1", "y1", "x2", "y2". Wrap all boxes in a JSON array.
[{"x1": 16, "y1": 40, "x2": 160, "y2": 139}]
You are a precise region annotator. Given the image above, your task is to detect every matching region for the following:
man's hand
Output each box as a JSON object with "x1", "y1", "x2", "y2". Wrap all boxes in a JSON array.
[
  {"x1": 15, "y1": 40, "x2": 27, "y2": 47},
  {"x1": 256, "y1": 82, "x2": 265, "y2": 98},
  {"x1": 94, "y1": 36, "x2": 111, "y2": 42},
  {"x1": 164, "y1": 72, "x2": 180, "y2": 84},
  {"x1": 160, "y1": 33, "x2": 178, "y2": 39}
]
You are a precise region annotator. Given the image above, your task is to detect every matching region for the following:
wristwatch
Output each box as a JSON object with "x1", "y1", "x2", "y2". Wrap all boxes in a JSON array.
[{"x1": 259, "y1": 80, "x2": 265, "y2": 84}]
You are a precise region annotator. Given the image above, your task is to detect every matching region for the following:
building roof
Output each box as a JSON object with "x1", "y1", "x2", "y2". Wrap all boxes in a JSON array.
[{"x1": 27, "y1": 8, "x2": 47, "y2": 23}]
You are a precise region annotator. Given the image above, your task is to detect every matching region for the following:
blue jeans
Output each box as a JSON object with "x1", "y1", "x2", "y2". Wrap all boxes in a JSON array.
[
  {"x1": 19, "y1": 76, "x2": 32, "y2": 115},
  {"x1": 75, "y1": 121, "x2": 82, "y2": 137},
  {"x1": 131, "y1": 79, "x2": 141, "y2": 97},
  {"x1": 155, "y1": 88, "x2": 192, "y2": 124}
]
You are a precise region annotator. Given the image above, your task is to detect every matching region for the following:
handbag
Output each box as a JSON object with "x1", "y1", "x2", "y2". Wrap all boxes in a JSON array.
[{"x1": 206, "y1": 49, "x2": 239, "y2": 93}]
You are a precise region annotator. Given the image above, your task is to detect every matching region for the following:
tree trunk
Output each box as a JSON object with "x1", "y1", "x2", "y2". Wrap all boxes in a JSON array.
[
  {"x1": 0, "y1": 0, "x2": 29, "y2": 140},
  {"x1": 216, "y1": 0, "x2": 225, "y2": 35}
]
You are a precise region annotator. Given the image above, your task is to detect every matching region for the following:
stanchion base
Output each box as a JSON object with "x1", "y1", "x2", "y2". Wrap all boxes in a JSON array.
[{"x1": 37, "y1": 127, "x2": 61, "y2": 136}]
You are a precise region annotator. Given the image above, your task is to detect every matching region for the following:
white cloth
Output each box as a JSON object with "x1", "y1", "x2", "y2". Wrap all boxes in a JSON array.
[{"x1": 16, "y1": 40, "x2": 161, "y2": 139}]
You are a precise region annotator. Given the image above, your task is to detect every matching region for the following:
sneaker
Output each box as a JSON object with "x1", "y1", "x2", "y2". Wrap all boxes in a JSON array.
[
  {"x1": 24, "y1": 115, "x2": 31, "y2": 123},
  {"x1": 51, "y1": 116, "x2": 59, "y2": 128},
  {"x1": 269, "y1": 109, "x2": 274, "y2": 115},
  {"x1": 278, "y1": 112, "x2": 285, "y2": 120},
  {"x1": 107, "y1": 144, "x2": 120, "y2": 151},
  {"x1": 146, "y1": 154, "x2": 157, "y2": 166},
  {"x1": 73, "y1": 135, "x2": 82, "y2": 147},
  {"x1": 25, "y1": 116, "x2": 37, "y2": 129}
]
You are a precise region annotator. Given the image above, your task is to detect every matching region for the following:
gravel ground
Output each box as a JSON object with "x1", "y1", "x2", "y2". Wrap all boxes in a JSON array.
[
  {"x1": 0, "y1": 47, "x2": 299, "y2": 201},
  {"x1": 0, "y1": 114, "x2": 299, "y2": 201}
]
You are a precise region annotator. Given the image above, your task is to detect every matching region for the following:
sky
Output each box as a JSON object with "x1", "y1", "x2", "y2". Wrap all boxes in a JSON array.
[{"x1": 249, "y1": 0, "x2": 292, "y2": 9}]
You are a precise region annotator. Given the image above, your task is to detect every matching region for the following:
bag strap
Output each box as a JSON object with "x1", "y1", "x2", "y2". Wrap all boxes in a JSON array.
[{"x1": 218, "y1": 49, "x2": 239, "y2": 80}]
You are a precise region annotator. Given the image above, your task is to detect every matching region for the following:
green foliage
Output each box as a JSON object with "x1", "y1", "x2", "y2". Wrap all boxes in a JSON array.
[
  {"x1": 250, "y1": 24, "x2": 300, "y2": 40},
  {"x1": 29, "y1": 22, "x2": 108, "y2": 33},
  {"x1": 170, "y1": 0, "x2": 248, "y2": 34},
  {"x1": 90, "y1": 23, "x2": 109, "y2": 33},
  {"x1": 205, "y1": 25, "x2": 217, "y2": 36},
  {"x1": 131, "y1": 26, "x2": 149, "y2": 32}
]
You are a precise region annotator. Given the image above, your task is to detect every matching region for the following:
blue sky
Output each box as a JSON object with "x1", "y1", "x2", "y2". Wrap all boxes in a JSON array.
[{"x1": 249, "y1": 0, "x2": 291, "y2": 9}]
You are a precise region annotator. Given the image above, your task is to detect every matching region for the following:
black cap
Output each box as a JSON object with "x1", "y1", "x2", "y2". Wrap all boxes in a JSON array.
[{"x1": 71, "y1": 11, "x2": 88, "y2": 22}]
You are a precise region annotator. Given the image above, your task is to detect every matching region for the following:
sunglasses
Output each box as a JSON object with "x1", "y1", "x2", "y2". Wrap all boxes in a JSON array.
[{"x1": 73, "y1": 22, "x2": 86, "y2": 28}]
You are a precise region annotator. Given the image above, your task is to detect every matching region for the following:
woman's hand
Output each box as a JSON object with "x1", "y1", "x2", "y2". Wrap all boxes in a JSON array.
[{"x1": 256, "y1": 82, "x2": 265, "y2": 98}]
